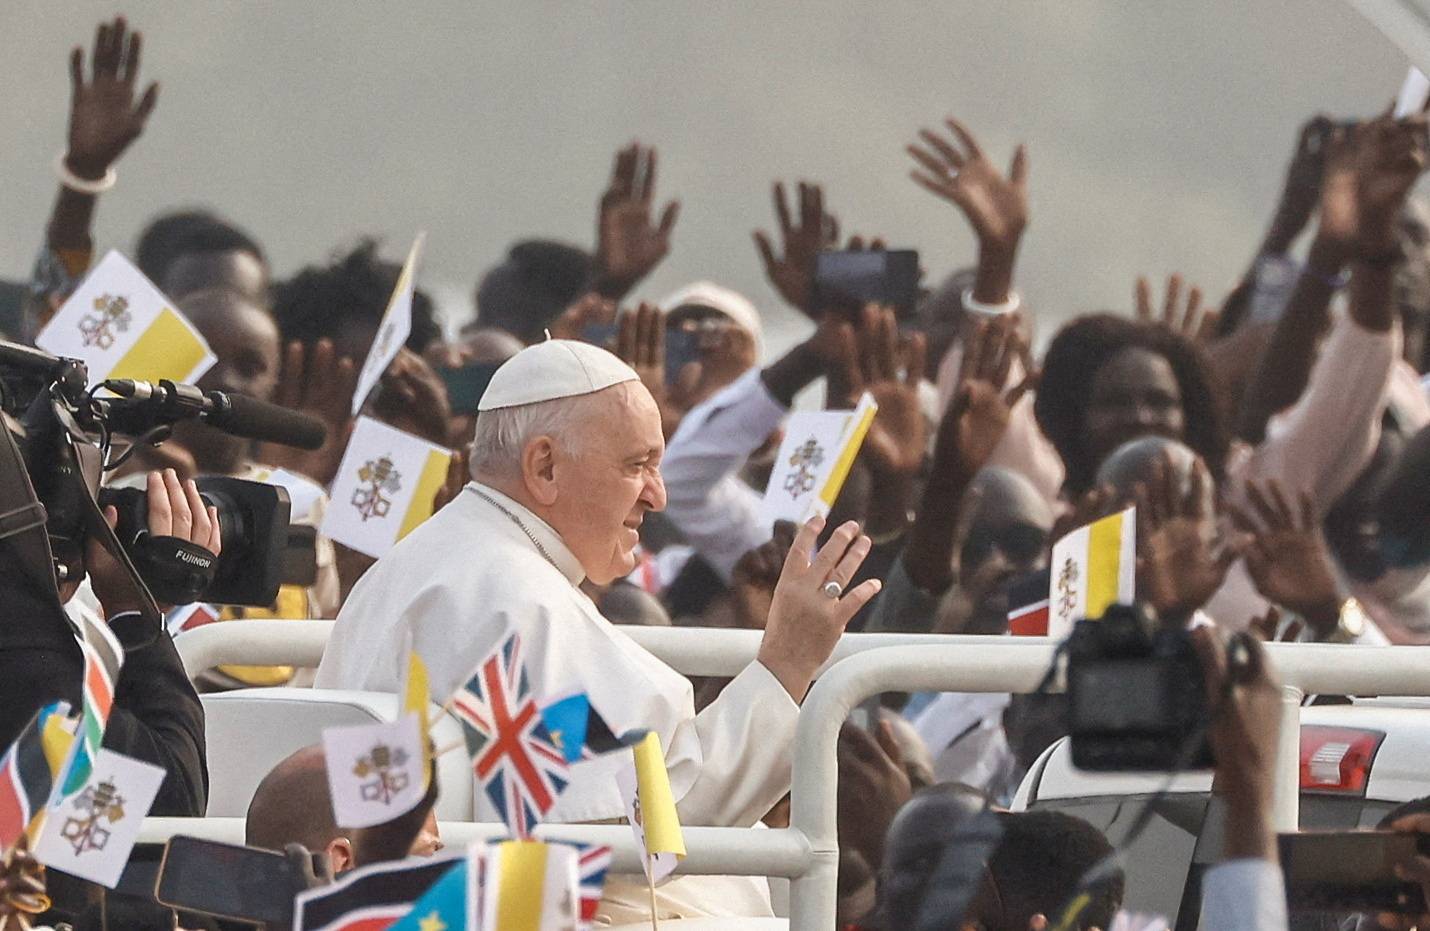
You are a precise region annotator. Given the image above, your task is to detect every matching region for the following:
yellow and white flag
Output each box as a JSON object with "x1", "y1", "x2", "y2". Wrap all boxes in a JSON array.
[
  {"x1": 1048, "y1": 505, "x2": 1137, "y2": 638},
  {"x1": 615, "y1": 731, "x2": 685, "y2": 884},
  {"x1": 401, "y1": 645, "x2": 432, "y2": 790},
  {"x1": 352, "y1": 233, "x2": 425, "y2": 416},
  {"x1": 36, "y1": 250, "x2": 215, "y2": 384},
  {"x1": 321, "y1": 416, "x2": 453, "y2": 559},
  {"x1": 321, "y1": 713, "x2": 427, "y2": 829},
  {"x1": 32, "y1": 747, "x2": 164, "y2": 888},
  {"x1": 759, "y1": 392, "x2": 878, "y2": 527},
  {"x1": 481, "y1": 840, "x2": 579, "y2": 931}
]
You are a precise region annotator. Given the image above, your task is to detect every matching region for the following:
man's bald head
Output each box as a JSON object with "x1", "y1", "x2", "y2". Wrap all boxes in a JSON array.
[{"x1": 245, "y1": 745, "x2": 340, "y2": 854}]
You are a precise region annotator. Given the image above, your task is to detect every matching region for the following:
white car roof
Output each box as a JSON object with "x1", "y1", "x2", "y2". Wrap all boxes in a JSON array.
[{"x1": 1014, "y1": 698, "x2": 1430, "y2": 808}]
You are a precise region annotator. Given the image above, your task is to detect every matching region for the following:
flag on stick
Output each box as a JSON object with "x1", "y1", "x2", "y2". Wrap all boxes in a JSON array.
[
  {"x1": 448, "y1": 633, "x2": 568, "y2": 838},
  {"x1": 385, "y1": 857, "x2": 473, "y2": 931},
  {"x1": 402, "y1": 646, "x2": 432, "y2": 790},
  {"x1": 36, "y1": 250, "x2": 215, "y2": 384},
  {"x1": 615, "y1": 733, "x2": 684, "y2": 885},
  {"x1": 61, "y1": 613, "x2": 125, "y2": 797},
  {"x1": 759, "y1": 393, "x2": 878, "y2": 527},
  {"x1": 1047, "y1": 506, "x2": 1136, "y2": 638},
  {"x1": 481, "y1": 841, "x2": 578, "y2": 931},
  {"x1": 352, "y1": 234, "x2": 425, "y2": 416},
  {"x1": 322, "y1": 714, "x2": 428, "y2": 829},
  {"x1": 32, "y1": 748, "x2": 164, "y2": 888},
  {"x1": 539, "y1": 693, "x2": 645, "y2": 764},
  {"x1": 0, "y1": 702, "x2": 75, "y2": 854},
  {"x1": 294, "y1": 852, "x2": 461, "y2": 931}
]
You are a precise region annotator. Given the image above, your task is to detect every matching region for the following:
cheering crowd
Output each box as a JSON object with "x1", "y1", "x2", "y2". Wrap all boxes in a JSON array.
[{"x1": 6, "y1": 12, "x2": 1430, "y2": 931}]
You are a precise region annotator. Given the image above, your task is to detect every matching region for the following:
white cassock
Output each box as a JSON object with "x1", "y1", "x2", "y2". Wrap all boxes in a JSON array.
[{"x1": 314, "y1": 481, "x2": 798, "y2": 920}]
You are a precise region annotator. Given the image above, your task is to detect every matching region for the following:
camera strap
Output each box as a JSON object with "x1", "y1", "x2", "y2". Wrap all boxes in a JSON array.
[{"x1": 0, "y1": 411, "x2": 76, "y2": 648}]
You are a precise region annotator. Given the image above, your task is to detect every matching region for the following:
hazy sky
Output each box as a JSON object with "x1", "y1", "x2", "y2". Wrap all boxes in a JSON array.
[{"x1": 0, "y1": 1, "x2": 1413, "y2": 353}]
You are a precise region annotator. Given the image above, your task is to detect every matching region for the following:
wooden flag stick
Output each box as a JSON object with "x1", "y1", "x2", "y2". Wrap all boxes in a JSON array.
[
  {"x1": 433, "y1": 737, "x2": 466, "y2": 758},
  {"x1": 647, "y1": 867, "x2": 660, "y2": 931}
]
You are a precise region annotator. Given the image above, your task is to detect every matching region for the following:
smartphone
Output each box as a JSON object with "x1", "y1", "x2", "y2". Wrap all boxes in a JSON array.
[
  {"x1": 438, "y1": 360, "x2": 503, "y2": 415},
  {"x1": 154, "y1": 835, "x2": 302, "y2": 926},
  {"x1": 584, "y1": 322, "x2": 704, "y2": 385},
  {"x1": 813, "y1": 249, "x2": 921, "y2": 318},
  {"x1": 1279, "y1": 831, "x2": 1430, "y2": 914}
]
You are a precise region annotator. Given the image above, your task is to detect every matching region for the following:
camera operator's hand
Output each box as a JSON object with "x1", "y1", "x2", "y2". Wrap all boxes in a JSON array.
[
  {"x1": 1194, "y1": 629, "x2": 1283, "y2": 862},
  {"x1": 87, "y1": 469, "x2": 221, "y2": 616}
]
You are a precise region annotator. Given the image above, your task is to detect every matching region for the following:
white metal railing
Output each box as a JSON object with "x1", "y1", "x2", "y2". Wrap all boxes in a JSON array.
[
  {"x1": 159, "y1": 624, "x2": 1430, "y2": 929},
  {"x1": 171, "y1": 619, "x2": 977, "y2": 680}
]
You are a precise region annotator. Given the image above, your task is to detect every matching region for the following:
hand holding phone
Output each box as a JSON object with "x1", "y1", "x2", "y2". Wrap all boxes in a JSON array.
[
  {"x1": 1279, "y1": 830, "x2": 1430, "y2": 914},
  {"x1": 813, "y1": 249, "x2": 920, "y2": 319}
]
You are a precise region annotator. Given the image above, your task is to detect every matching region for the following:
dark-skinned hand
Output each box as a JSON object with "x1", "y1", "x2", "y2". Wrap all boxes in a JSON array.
[
  {"x1": 65, "y1": 16, "x2": 159, "y2": 179},
  {"x1": 1135, "y1": 273, "x2": 1218, "y2": 343},
  {"x1": 594, "y1": 142, "x2": 679, "y2": 299},
  {"x1": 257, "y1": 338, "x2": 358, "y2": 487},
  {"x1": 731, "y1": 520, "x2": 799, "y2": 630},
  {"x1": 837, "y1": 720, "x2": 912, "y2": 871},
  {"x1": 1231, "y1": 478, "x2": 1342, "y2": 637},
  {"x1": 1135, "y1": 453, "x2": 1240, "y2": 622},
  {"x1": 753, "y1": 181, "x2": 840, "y2": 317}
]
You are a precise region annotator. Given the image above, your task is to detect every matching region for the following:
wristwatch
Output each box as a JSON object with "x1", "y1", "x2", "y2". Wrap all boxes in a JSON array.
[{"x1": 1321, "y1": 597, "x2": 1368, "y2": 644}]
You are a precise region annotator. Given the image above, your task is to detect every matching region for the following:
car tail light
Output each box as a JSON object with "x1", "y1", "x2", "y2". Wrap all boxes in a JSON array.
[{"x1": 1299, "y1": 726, "x2": 1384, "y2": 794}]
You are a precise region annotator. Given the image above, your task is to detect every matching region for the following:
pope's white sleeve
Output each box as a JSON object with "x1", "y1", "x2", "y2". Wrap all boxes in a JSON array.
[
  {"x1": 676, "y1": 661, "x2": 800, "y2": 827},
  {"x1": 661, "y1": 368, "x2": 789, "y2": 581}
]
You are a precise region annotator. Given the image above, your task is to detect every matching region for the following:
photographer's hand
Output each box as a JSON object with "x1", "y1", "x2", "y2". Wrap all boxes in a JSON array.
[{"x1": 87, "y1": 469, "x2": 221, "y2": 617}]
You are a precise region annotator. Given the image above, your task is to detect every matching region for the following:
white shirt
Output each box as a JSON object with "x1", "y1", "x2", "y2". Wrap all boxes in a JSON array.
[
  {"x1": 660, "y1": 368, "x2": 786, "y2": 581},
  {"x1": 314, "y1": 482, "x2": 799, "y2": 828}
]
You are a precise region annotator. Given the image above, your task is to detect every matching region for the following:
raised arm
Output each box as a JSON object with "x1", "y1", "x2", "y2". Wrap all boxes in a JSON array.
[
  {"x1": 591, "y1": 142, "x2": 679, "y2": 301},
  {"x1": 907, "y1": 115, "x2": 1028, "y2": 307}
]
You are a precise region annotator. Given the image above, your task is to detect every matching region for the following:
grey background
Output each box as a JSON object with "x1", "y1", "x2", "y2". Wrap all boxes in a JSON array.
[{"x1": 0, "y1": 1, "x2": 1411, "y2": 353}]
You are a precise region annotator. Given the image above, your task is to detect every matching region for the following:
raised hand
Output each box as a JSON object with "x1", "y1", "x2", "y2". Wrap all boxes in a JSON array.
[
  {"x1": 759, "y1": 516, "x2": 882, "y2": 700},
  {"x1": 907, "y1": 117, "x2": 1028, "y2": 256},
  {"x1": 753, "y1": 181, "x2": 840, "y2": 316},
  {"x1": 256, "y1": 339, "x2": 358, "y2": 487},
  {"x1": 1135, "y1": 453, "x2": 1239, "y2": 622},
  {"x1": 1262, "y1": 115, "x2": 1337, "y2": 255},
  {"x1": 731, "y1": 520, "x2": 799, "y2": 629},
  {"x1": 935, "y1": 315, "x2": 1033, "y2": 477},
  {"x1": 547, "y1": 291, "x2": 616, "y2": 342},
  {"x1": 844, "y1": 305, "x2": 927, "y2": 482},
  {"x1": 594, "y1": 143, "x2": 679, "y2": 300},
  {"x1": 1135, "y1": 274, "x2": 1218, "y2": 343},
  {"x1": 1230, "y1": 479, "x2": 1342, "y2": 636},
  {"x1": 615, "y1": 302, "x2": 666, "y2": 402},
  {"x1": 66, "y1": 17, "x2": 159, "y2": 179},
  {"x1": 1319, "y1": 113, "x2": 1430, "y2": 255},
  {"x1": 373, "y1": 348, "x2": 454, "y2": 445},
  {"x1": 432, "y1": 447, "x2": 471, "y2": 514}
]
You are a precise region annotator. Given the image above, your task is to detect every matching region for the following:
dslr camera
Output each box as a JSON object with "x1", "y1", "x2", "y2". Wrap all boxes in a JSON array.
[
  {"x1": 0, "y1": 340, "x2": 324, "y2": 621},
  {"x1": 1066, "y1": 602, "x2": 1213, "y2": 771}
]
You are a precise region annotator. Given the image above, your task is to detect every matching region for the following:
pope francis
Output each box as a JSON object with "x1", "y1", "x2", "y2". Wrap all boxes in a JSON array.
[{"x1": 315, "y1": 339, "x2": 881, "y2": 922}]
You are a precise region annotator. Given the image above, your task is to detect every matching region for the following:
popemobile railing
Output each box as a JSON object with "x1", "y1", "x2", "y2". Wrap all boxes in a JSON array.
[{"x1": 161, "y1": 622, "x2": 1430, "y2": 930}]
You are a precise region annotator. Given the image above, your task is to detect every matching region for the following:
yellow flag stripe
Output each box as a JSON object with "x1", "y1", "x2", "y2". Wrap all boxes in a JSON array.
[
  {"x1": 397, "y1": 450, "x2": 452, "y2": 541},
  {"x1": 1085, "y1": 511, "x2": 1125, "y2": 619},
  {"x1": 403, "y1": 651, "x2": 432, "y2": 789},
  {"x1": 633, "y1": 731, "x2": 686, "y2": 857},
  {"x1": 109, "y1": 307, "x2": 209, "y2": 382},
  {"x1": 818, "y1": 404, "x2": 879, "y2": 510},
  {"x1": 495, "y1": 841, "x2": 547, "y2": 931}
]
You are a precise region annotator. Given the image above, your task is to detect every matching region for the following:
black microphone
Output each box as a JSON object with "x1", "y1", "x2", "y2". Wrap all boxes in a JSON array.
[{"x1": 102, "y1": 379, "x2": 328, "y2": 450}]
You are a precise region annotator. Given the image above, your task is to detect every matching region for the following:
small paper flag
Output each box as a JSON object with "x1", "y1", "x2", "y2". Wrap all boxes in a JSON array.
[
  {"x1": 1047, "y1": 505, "x2": 1136, "y2": 638},
  {"x1": 36, "y1": 250, "x2": 215, "y2": 385},
  {"x1": 759, "y1": 392, "x2": 878, "y2": 527},
  {"x1": 321, "y1": 713, "x2": 428, "y2": 829},
  {"x1": 321, "y1": 416, "x2": 454, "y2": 559},
  {"x1": 615, "y1": 732, "x2": 684, "y2": 884},
  {"x1": 33, "y1": 748, "x2": 164, "y2": 888},
  {"x1": 482, "y1": 840, "x2": 578, "y2": 931},
  {"x1": 402, "y1": 646, "x2": 432, "y2": 790},
  {"x1": 352, "y1": 233, "x2": 424, "y2": 416}
]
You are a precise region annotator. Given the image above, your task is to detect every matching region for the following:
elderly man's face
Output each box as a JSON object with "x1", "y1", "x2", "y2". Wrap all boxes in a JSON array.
[{"x1": 551, "y1": 382, "x2": 667, "y2": 584}]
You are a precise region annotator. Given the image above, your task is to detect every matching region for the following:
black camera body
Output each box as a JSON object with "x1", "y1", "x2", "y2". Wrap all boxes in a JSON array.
[
  {"x1": 1066, "y1": 602, "x2": 1213, "y2": 771},
  {"x1": 0, "y1": 341, "x2": 317, "y2": 616}
]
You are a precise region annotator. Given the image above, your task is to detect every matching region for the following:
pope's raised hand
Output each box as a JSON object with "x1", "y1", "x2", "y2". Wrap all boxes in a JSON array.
[{"x1": 757, "y1": 516, "x2": 882, "y2": 700}]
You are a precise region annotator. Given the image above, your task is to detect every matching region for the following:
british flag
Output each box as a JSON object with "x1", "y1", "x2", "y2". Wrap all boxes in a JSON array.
[
  {"x1": 573, "y1": 842, "x2": 613, "y2": 930},
  {"x1": 449, "y1": 633, "x2": 569, "y2": 838}
]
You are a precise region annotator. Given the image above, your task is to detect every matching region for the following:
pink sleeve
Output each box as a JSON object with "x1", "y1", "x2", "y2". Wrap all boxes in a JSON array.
[{"x1": 1229, "y1": 308, "x2": 1399, "y2": 514}]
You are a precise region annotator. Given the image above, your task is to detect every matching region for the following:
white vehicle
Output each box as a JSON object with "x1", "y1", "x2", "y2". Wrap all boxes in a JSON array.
[{"x1": 1010, "y1": 698, "x2": 1430, "y2": 925}]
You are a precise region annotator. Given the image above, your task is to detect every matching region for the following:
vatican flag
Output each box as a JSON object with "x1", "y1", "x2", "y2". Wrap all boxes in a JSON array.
[
  {"x1": 321, "y1": 416, "x2": 453, "y2": 559},
  {"x1": 759, "y1": 392, "x2": 878, "y2": 527},
  {"x1": 36, "y1": 250, "x2": 215, "y2": 384},
  {"x1": 1047, "y1": 505, "x2": 1137, "y2": 638},
  {"x1": 482, "y1": 841, "x2": 579, "y2": 931}
]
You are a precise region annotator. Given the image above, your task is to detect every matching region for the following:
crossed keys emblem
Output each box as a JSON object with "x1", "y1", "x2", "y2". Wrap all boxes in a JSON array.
[
  {"x1": 59, "y1": 778, "x2": 126, "y2": 855},
  {"x1": 351, "y1": 455, "x2": 402, "y2": 521},
  {"x1": 353, "y1": 742, "x2": 410, "y2": 805},
  {"x1": 783, "y1": 437, "x2": 825, "y2": 499},
  {"x1": 1055, "y1": 556, "x2": 1081, "y2": 620},
  {"x1": 78, "y1": 293, "x2": 132, "y2": 350}
]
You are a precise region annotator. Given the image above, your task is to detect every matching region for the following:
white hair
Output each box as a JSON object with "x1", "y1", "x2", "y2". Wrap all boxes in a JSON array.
[{"x1": 468, "y1": 394, "x2": 596, "y2": 479}]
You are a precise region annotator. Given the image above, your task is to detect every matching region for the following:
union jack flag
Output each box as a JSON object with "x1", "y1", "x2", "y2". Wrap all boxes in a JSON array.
[
  {"x1": 573, "y1": 842, "x2": 612, "y2": 930},
  {"x1": 449, "y1": 633, "x2": 568, "y2": 838}
]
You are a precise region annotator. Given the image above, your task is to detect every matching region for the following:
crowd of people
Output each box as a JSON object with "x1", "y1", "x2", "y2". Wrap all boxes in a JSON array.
[{"x1": 5, "y1": 13, "x2": 1430, "y2": 931}]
